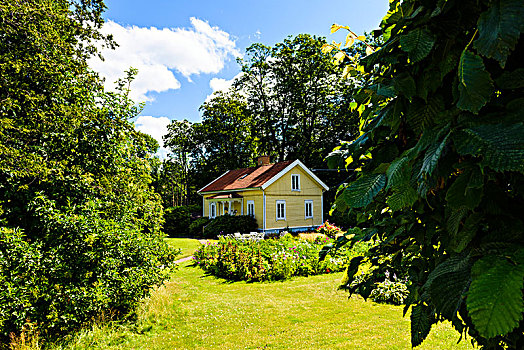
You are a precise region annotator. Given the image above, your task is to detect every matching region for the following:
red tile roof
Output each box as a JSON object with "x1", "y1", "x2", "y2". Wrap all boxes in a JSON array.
[{"x1": 199, "y1": 160, "x2": 293, "y2": 193}]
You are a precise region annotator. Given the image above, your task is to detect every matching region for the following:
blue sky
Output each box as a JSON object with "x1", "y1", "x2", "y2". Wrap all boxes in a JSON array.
[{"x1": 92, "y1": 0, "x2": 389, "y2": 150}]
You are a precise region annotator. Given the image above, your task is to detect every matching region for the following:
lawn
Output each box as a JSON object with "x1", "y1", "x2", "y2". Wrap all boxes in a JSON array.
[
  {"x1": 164, "y1": 237, "x2": 203, "y2": 259},
  {"x1": 62, "y1": 239, "x2": 475, "y2": 350}
]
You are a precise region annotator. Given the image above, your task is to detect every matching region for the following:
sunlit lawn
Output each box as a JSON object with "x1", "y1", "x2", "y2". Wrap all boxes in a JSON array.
[
  {"x1": 165, "y1": 237, "x2": 203, "y2": 259},
  {"x1": 63, "y1": 239, "x2": 474, "y2": 350}
]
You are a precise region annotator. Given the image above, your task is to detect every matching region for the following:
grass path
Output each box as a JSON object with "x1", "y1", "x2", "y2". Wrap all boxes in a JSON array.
[{"x1": 65, "y1": 239, "x2": 474, "y2": 349}]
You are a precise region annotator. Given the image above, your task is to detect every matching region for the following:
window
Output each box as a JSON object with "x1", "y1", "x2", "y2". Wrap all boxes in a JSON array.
[
  {"x1": 305, "y1": 200, "x2": 313, "y2": 219},
  {"x1": 209, "y1": 202, "x2": 216, "y2": 219},
  {"x1": 247, "y1": 200, "x2": 255, "y2": 218},
  {"x1": 291, "y1": 174, "x2": 300, "y2": 191},
  {"x1": 276, "y1": 200, "x2": 286, "y2": 220}
]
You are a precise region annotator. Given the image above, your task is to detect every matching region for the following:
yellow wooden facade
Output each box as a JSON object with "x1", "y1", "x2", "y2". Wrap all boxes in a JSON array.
[
  {"x1": 264, "y1": 164, "x2": 323, "y2": 230},
  {"x1": 201, "y1": 161, "x2": 327, "y2": 233}
]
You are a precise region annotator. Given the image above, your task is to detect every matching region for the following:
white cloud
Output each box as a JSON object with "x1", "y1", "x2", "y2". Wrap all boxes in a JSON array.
[
  {"x1": 90, "y1": 18, "x2": 241, "y2": 102},
  {"x1": 209, "y1": 72, "x2": 243, "y2": 93},
  {"x1": 205, "y1": 72, "x2": 244, "y2": 102},
  {"x1": 134, "y1": 115, "x2": 171, "y2": 158}
]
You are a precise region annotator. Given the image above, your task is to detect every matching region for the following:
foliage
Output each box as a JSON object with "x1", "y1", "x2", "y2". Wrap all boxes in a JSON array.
[
  {"x1": 164, "y1": 207, "x2": 191, "y2": 236},
  {"x1": 163, "y1": 205, "x2": 201, "y2": 237},
  {"x1": 188, "y1": 217, "x2": 210, "y2": 237},
  {"x1": 316, "y1": 221, "x2": 344, "y2": 238},
  {"x1": 0, "y1": 0, "x2": 177, "y2": 343},
  {"x1": 194, "y1": 234, "x2": 369, "y2": 282},
  {"x1": 369, "y1": 275, "x2": 409, "y2": 306},
  {"x1": 322, "y1": 0, "x2": 524, "y2": 348},
  {"x1": 202, "y1": 215, "x2": 258, "y2": 238}
]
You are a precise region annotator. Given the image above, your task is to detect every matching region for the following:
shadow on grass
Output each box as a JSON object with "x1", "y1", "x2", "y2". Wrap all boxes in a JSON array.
[{"x1": 184, "y1": 263, "x2": 306, "y2": 285}]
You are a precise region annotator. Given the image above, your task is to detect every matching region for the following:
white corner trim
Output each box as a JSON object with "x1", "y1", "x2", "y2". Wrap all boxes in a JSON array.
[
  {"x1": 321, "y1": 193, "x2": 324, "y2": 223},
  {"x1": 261, "y1": 160, "x2": 329, "y2": 191},
  {"x1": 263, "y1": 190, "x2": 267, "y2": 231},
  {"x1": 197, "y1": 170, "x2": 230, "y2": 194}
]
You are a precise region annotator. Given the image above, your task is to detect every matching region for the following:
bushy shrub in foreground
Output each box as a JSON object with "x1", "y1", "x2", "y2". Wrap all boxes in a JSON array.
[
  {"x1": 0, "y1": 199, "x2": 179, "y2": 342},
  {"x1": 202, "y1": 215, "x2": 258, "y2": 238},
  {"x1": 193, "y1": 234, "x2": 370, "y2": 281}
]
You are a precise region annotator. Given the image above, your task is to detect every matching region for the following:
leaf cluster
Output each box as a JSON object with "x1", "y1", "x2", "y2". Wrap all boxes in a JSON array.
[{"x1": 324, "y1": 0, "x2": 524, "y2": 348}]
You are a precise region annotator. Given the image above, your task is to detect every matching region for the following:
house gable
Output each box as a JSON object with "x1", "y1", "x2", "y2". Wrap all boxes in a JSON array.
[
  {"x1": 264, "y1": 163, "x2": 324, "y2": 196},
  {"x1": 261, "y1": 160, "x2": 329, "y2": 192}
]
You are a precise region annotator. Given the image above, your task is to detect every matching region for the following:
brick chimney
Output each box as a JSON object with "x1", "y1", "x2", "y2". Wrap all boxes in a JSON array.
[{"x1": 257, "y1": 155, "x2": 271, "y2": 166}]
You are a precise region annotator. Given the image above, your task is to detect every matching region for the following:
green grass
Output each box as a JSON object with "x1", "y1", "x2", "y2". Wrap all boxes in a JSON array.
[
  {"x1": 164, "y1": 238, "x2": 203, "y2": 259},
  {"x1": 60, "y1": 257, "x2": 475, "y2": 350}
]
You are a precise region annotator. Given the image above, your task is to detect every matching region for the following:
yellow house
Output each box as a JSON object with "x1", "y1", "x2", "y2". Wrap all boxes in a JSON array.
[{"x1": 197, "y1": 157, "x2": 329, "y2": 233}]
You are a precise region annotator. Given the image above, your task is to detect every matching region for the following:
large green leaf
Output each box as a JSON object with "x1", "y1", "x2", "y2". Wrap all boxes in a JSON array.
[
  {"x1": 406, "y1": 96, "x2": 444, "y2": 133},
  {"x1": 387, "y1": 185, "x2": 418, "y2": 211},
  {"x1": 449, "y1": 213, "x2": 482, "y2": 253},
  {"x1": 454, "y1": 123, "x2": 524, "y2": 173},
  {"x1": 425, "y1": 254, "x2": 473, "y2": 320},
  {"x1": 447, "y1": 206, "x2": 469, "y2": 236},
  {"x1": 457, "y1": 50, "x2": 494, "y2": 114},
  {"x1": 419, "y1": 132, "x2": 450, "y2": 177},
  {"x1": 400, "y1": 28, "x2": 436, "y2": 63},
  {"x1": 496, "y1": 68, "x2": 524, "y2": 89},
  {"x1": 467, "y1": 251, "x2": 524, "y2": 339},
  {"x1": 342, "y1": 173, "x2": 386, "y2": 208},
  {"x1": 386, "y1": 157, "x2": 410, "y2": 190},
  {"x1": 445, "y1": 168, "x2": 483, "y2": 210},
  {"x1": 474, "y1": 0, "x2": 524, "y2": 68},
  {"x1": 410, "y1": 303, "x2": 435, "y2": 347},
  {"x1": 393, "y1": 73, "x2": 417, "y2": 99}
]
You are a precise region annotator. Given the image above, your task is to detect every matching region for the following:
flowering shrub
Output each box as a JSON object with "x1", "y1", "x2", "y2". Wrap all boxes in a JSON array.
[
  {"x1": 316, "y1": 221, "x2": 344, "y2": 238},
  {"x1": 193, "y1": 234, "x2": 369, "y2": 282}
]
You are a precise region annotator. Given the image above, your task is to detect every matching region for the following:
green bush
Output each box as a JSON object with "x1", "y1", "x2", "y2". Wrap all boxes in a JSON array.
[
  {"x1": 194, "y1": 235, "x2": 370, "y2": 281},
  {"x1": 188, "y1": 217, "x2": 210, "y2": 237},
  {"x1": 202, "y1": 215, "x2": 258, "y2": 238},
  {"x1": 164, "y1": 205, "x2": 203, "y2": 237},
  {"x1": 0, "y1": 198, "x2": 179, "y2": 342},
  {"x1": 164, "y1": 206, "x2": 190, "y2": 236}
]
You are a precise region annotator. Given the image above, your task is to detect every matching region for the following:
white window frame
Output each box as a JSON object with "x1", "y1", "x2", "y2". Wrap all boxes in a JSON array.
[
  {"x1": 209, "y1": 202, "x2": 216, "y2": 219},
  {"x1": 291, "y1": 174, "x2": 301, "y2": 191},
  {"x1": 276, "y1": 200, "x2": 286, "y2": 221},
  {"x1": 305, "y1": 200, "x2": 313, "y2": 219},
  {"x1": 247, "y1": 200, "x2": 255, "y2": 218}
]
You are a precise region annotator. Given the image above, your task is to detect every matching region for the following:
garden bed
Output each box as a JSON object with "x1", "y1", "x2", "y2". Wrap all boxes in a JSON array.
[{"x1": 193, "y1": 234, "x2": 370, "y2": 282}]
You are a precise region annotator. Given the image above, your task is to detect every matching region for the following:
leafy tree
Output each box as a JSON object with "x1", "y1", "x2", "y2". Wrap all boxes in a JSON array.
[
  {"x1": 322, "y1": 0, "x2": 524, "y2": 348},
  {"x1": 162, "y1": 34, "x2": 363, "y2": 208},
  {"x1": 0, "y1": 0, "x2": 176, "y2": 341},
  {"x1": 236, "y1": 34, "x2": 360, "y2": 168}
]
